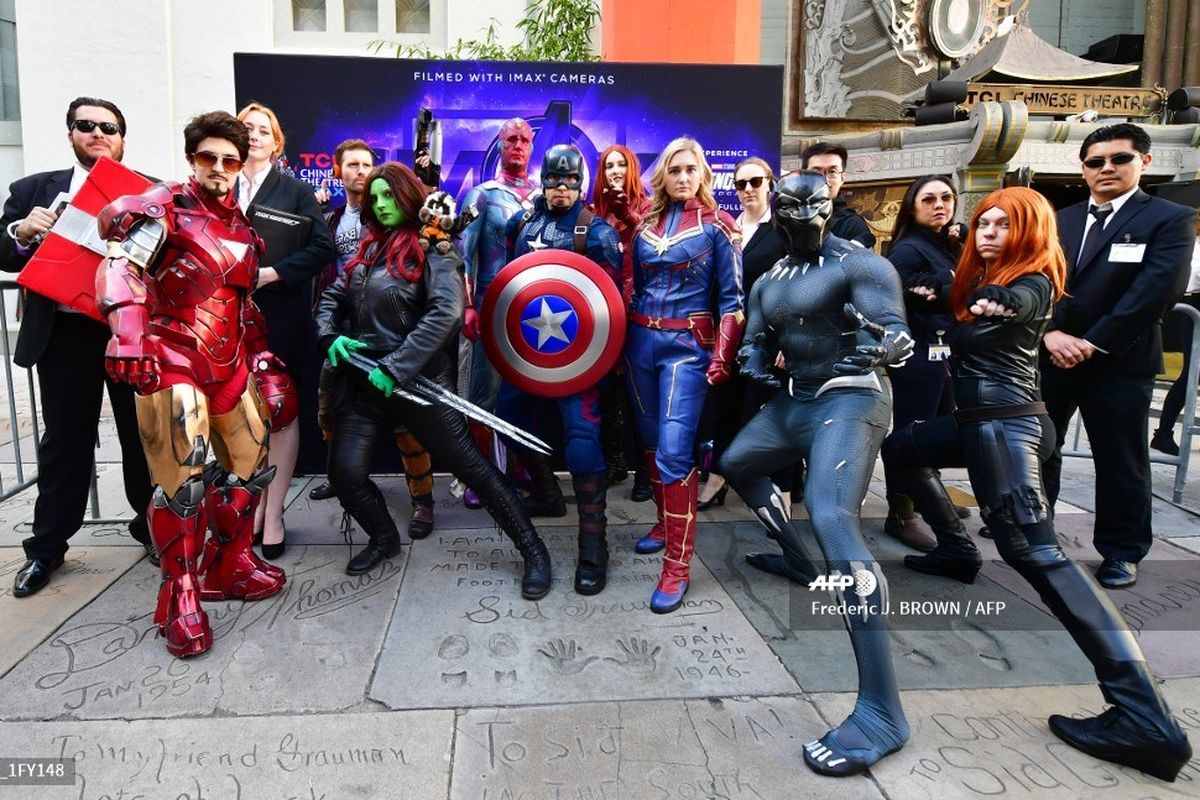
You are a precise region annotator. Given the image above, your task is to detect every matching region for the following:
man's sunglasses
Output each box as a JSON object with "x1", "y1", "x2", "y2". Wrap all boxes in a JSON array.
[
  {"x1": 189, "y1": 151, "x2": 245, "y2": 172},
  {"x1": 735, "y1": 176, "x2": 767, "y2": 191},
  {"x1": 70, "y1": 119, "x2": 122, "y2": 136},
  {"x1": 1082, "y1": 152, "x2": 1139, "y2": 170}
]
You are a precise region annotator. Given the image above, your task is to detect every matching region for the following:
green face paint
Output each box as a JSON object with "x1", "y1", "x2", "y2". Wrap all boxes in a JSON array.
[{"x1": 370, "y1": 178, "x2": 405, "y2": 228}]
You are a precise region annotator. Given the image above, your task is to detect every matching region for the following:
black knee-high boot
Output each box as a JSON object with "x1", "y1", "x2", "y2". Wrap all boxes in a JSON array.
[
  {"x1": 472, "y1": 471, "x2": 553, "y2": 601},
  {"x1": 989, "y1": 510, "x2": 1191, "y2": 781},
  {"x1": 572, "y1": 472, "x2": 608, "y2": 595},
  {"x1": 901, "y1": 466, "x2": 982, "y2": 583},
  {"x1": 521, "y1": 450, "x2": 567, "y2": 517},
  {"x1": 339, "y1": 482, "x2": 403, "y2": 576}
]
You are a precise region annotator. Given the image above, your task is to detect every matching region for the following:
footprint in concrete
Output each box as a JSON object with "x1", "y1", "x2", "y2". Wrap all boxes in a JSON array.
[
  {"x1": 441, "y1": 671, "x2": 467, "y2": 686},
  {"x1": 438, "y1": 634, "x2": 470, "y2": 660},
  {"x1": 951, "y1": 618, "x2": 1013, "y2": 671},
  {"x1": 889, "y1": 630, "x2": 935, "y2": 667},
  {"x1": 494, "y1": 670, "x2": 517, "y2": 687},
  {"x1": 488, "y1": 633, "x2": 518, "y2": 657}
]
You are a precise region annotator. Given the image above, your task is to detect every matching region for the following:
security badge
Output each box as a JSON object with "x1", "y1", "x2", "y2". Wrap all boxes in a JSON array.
[
  {"x1": 928, "y1": 330, "x2": 950, "y2": 362},
  {"x1": 1110, "y1": 235, "x2": 1146, "y2": 263}
]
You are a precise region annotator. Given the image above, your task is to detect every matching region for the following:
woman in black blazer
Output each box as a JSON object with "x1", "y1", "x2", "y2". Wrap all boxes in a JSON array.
[
  {"x1": 237, "y1": 103, "x2": 335, "y2": 559},
  {"x1": 698, "y1": 157, "x2": 789, "y2": 510},
  {"x1": 882, "y1": 175, "x2": 965, "y2": 548}
]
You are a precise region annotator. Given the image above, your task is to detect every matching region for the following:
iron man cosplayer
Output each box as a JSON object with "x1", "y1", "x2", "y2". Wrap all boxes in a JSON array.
[{"x1": 95, "y1": 111, "x2": 286, "y2": 658}]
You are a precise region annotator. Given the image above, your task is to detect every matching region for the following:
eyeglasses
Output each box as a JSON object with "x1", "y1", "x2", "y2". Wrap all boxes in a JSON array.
[
  {"x1": 70, "y1": 119, "x2": 122, "y2": 136},
  {"x1": 189, "y1": 151, "x2": 245, "y2": 172},
  {"x1": 809, "y1": 167, "x2": 844, "y2": 178},
  {"x1": 734, "y1": 176, "x2": 766, "y2": 191},
  {"x1": 1082, "y1": 152, "x2": 1138, "y2": 170}
]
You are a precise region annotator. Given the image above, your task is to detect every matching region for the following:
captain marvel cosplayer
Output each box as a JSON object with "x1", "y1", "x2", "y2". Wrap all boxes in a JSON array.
[{"x1": 624, "y1": 136, "x2": 744, "y2": 614}]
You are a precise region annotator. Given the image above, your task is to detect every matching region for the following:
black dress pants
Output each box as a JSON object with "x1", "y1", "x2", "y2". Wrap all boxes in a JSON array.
[
  {"x1": 1041, "y1": 363, "x2": 1154, "y2": 563},
  {"x1": 23, "y1": 312, "x2": 151, "y2": 561}
]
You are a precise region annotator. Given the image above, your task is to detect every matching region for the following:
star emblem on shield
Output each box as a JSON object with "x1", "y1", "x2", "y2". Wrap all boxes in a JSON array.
[{"x1": 481, "y1": 250, "x2": 626, "y2": 398}]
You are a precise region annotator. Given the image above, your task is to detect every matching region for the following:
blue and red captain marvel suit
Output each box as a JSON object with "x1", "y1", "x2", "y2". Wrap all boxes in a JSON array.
[{"x1": 625, "y1": 197, "x2": 744, "y2": 613}]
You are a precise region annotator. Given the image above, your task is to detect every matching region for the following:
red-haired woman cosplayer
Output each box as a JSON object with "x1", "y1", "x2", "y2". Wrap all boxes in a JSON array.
[
  {"x1": 314, "y1": 163, "x2": 551, "y2": 597},
  {"x1": 881, "y1": 187, "x2": 1191, "y2": 781}
]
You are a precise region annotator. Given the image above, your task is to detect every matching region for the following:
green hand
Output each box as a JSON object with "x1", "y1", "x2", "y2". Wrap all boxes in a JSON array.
[
  {"x1": 328, "y1": 335, "x2": 367, "y2": 367},
  {"x1": 368, "y1": 367, "x2": 396, "y2": 397}
]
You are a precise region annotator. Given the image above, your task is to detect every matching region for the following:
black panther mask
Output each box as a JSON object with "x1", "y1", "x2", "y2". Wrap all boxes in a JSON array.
[{"x1": 772, "y1": 171, "x2": 833, "y2": 257}]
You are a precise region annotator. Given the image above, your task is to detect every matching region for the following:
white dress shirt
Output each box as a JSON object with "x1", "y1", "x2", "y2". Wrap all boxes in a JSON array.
[
  {"x1": 1078, "y1": 184, "x2": 1139, "y2": 263},
  {"x1": 237, "y1": 166, "x2": 270, "y2": 214},
  {"x1": 737, "y1": 206, "x2": 771, "y2": 246}
]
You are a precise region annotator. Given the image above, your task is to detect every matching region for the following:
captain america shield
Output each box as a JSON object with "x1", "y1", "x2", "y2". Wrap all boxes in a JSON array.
[{"x1": 481, "y1": 250, "x2": 626, "y2": 398}]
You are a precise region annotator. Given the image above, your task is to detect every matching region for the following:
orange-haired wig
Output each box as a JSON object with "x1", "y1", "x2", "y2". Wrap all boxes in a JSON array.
[
  {"x1": 591, "y1": 145, "x2": 647, "y2": 220},
  {"x1": 949, "y1": 187, "x2": 1067, "y2": 322}
]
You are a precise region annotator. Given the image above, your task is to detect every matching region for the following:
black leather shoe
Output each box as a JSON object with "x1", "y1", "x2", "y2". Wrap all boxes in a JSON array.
[
  {"x1": 1096, "y1": 559, "x2": 1137, "y2": 588},
  {"x1": 574, "y1": 561, "x2": 607, "y2": 595},
  {"x1": 309, "y1": 481, "x2": 337, "y2": 501},
  {"x1": 408, "y1": 502, "x2": 434, "y2": 540},
  {"x1": 143, "y1": 543, "x2": 161, "y2": 568},
  {"x1": 1151, "y1": 429, "x2": 1180, "y2": 457},
  {"x1": 1049, "y1": 707, "x2": 1192, "y2": 782},
  {"x1": 12, "y1": 557, "x2": 65, "y2": 597},
  {"x1": 346, "y1": 537, "x2": 402, "y2": 575}
]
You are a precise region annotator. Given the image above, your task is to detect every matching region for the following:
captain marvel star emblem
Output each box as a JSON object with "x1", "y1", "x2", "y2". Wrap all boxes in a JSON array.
[{"x1": 482, "y1": 250, "x2": 625, "y2": 398}]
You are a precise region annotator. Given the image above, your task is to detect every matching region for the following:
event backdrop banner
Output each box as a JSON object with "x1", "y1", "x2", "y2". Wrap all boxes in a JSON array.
[{"x1": 233, "y1": 54, "x2": 784, "y2": 214}]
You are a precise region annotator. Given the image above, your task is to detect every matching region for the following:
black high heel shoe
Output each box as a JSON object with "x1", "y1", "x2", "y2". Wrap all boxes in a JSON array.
[
  {"x1": 261, "y1": 528, "x2": 287, "y2": 560},
  {"x1": 697, "y1": 483, "x2": 729, "y2": 511}
]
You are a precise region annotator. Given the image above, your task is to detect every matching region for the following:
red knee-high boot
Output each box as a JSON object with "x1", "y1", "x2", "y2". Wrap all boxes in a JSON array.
[
  {"x1": 149, "y1": 477, "x2": 212, "y2": 658},
  {"x1": 199, "y1": 468, "x2": 286, "y2": 601},
  {"x1": 634, "y1": 450, "x2": 666, "y2": 554},
  {"x1": 651, "y1": 468, "x2": 698, "y2": 614}
]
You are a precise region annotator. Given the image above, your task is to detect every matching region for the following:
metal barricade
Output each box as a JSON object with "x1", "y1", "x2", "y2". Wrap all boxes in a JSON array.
[
  {"x1": 0, "y1": 279, "x2": 40, "y2": 502},
  {"x1": 0, "y1": 279, "x2": 131, "y2": 524},
  {"x1": 1062, "y1": 301, "x2": 1200, "y2": 504}
]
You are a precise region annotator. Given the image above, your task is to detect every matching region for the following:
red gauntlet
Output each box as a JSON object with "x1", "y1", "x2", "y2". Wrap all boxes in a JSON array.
[
  {"x1": 705, "y1": 311, "x2": 746, "y2": 386},
  {"x1": 97, "y1": 256, "x2": 160, "y2": 391}
]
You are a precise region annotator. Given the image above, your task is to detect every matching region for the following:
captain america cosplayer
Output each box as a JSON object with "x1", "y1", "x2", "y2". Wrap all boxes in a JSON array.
[
  {"x1": 625, "y1": 137, "x2": 744, "y2": 614},
  {"x1": 719, "y1": 170, "x2": 915, "y2": 776},
  {"x1": 458, "y1": 119, "x2": 538, "y2": 506},
  {"x1": 493, "y1": 144, "x2": 623, "y2": 594}
]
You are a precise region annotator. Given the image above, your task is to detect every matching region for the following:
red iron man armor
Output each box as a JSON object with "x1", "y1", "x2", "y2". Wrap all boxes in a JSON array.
[
  {"x1": 96, "y1": 178, "x2": 286, "y2": 659},
  {"x1": 98, "y1": 181, "x2": 262, "y2": 388}
]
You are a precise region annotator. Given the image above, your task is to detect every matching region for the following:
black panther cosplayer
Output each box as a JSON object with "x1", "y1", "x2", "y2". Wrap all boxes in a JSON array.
[{"x1": 719, "y1": 170, "x2": 915, "y2": 776}]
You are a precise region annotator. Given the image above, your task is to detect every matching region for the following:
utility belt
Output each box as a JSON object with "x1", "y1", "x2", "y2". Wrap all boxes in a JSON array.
[
  {"x1": 630, "y1": 311, "x2": 715, "y2": 350},
  {"x1": 953, "y1": 401, "x2": 1046, "y2": 425}
]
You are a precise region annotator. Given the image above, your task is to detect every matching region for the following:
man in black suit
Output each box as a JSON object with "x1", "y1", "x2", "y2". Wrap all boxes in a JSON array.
[
  {"x1": 801, "y1": 142, "x2": 876, "y2": 249},
  {"x1": 0, "y1": 97, "x2": 154, "y2": 596},
  {"x1": 1042, "y1": 123, "x2": 1196, "y2": 588}
]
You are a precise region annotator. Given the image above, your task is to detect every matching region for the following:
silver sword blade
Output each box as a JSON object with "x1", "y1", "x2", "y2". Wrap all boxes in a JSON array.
[
  {"x1": 341, "y1": 351, "x2": 430, "y2": 406},
  {"x1": 409, "y1": 375, "x2": 554, "y2": 456},
  {"x1": 339, "y1": 351, "x2": 552, "y2": 455}
]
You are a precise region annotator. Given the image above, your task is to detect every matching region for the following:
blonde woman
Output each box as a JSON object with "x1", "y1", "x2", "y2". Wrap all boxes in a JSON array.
[{"x1": 624, "y1": 137, "x2": 744, "y2": 613}]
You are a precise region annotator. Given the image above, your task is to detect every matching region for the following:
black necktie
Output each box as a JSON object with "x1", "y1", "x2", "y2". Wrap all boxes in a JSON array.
[{"x1": 1078, "y1": 204, "x2": 1113, "y2": 266}]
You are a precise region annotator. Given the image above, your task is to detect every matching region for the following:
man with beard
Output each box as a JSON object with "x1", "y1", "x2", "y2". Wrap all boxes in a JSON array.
[{"x1": 0, "y1": 97, "x2": 155, "y2": 597}]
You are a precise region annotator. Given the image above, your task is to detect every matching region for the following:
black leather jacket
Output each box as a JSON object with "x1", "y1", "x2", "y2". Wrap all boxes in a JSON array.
[
  {"x1": 314, "y1": 242, "x2": 465, "y2": 384},
  {"x1": 950, "y1": 273, "x2": 1053, "y2": 407}
]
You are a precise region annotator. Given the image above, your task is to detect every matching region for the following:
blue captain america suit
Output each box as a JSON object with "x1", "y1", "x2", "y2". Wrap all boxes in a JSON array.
[
  {"x1": 494, "y1": 195, "x2": 622, "y2": 476},
  {"x1": 489, "y1": 142, "x2": 623, "y2": 596}
]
